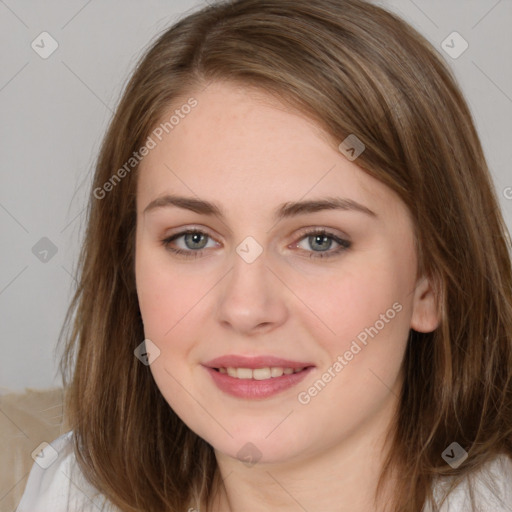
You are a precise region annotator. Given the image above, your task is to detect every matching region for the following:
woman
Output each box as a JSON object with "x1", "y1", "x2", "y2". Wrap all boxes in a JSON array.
[{"x1": 17, "y1": 0, "x2": 512, "y2": 510}]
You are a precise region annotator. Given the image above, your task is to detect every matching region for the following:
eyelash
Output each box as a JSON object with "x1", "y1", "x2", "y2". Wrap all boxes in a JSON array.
[{"x1": 160, "y1": 228, "x2": 351, "y2": 259}]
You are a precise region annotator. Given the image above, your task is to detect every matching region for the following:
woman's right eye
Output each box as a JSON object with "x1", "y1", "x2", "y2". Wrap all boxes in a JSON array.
[{"x1": 161, "y1": 230, "x2": 217, "y2": 258}]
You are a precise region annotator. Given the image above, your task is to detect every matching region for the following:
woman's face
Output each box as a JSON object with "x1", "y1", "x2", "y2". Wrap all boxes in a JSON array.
[{"x1": 135, "y1": 81, "x2": 438, "y2": 465}]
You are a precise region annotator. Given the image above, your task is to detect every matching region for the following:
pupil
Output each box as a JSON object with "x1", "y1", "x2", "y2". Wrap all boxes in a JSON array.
[
  {"x1": 186, "y1": 233, "x2": 206, "y2": 249},
  {"x1": 310, "y1": 234, "x2": 331, "y2": 251}
]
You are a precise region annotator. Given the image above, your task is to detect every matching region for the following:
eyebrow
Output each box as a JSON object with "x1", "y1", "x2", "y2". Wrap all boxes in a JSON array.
[{"x1": 143, "y1": 194, "x2": 376, "y2": 220}]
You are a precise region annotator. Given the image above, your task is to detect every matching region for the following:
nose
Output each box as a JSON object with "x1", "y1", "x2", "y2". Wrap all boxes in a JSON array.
[{"x1": 215, "y1": 249, "x2": 289, "y2": 336}]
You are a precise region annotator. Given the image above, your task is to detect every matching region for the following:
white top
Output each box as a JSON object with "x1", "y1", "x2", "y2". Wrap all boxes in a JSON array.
[
  {"x1": 16, "y1": 431, "x2": 512, "y2": 511},
  {"x1": 16, "y1": 431, "x2": 120, "y2": 512}
]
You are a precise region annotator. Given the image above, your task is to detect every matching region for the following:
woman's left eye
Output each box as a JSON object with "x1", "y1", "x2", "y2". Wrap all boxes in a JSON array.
[
  {"x1": 293, "y1": 229, "x2": 351, "y2": 258},
  {"x1": 161, "y1": 228, "x2": 351, "y2": 259}
]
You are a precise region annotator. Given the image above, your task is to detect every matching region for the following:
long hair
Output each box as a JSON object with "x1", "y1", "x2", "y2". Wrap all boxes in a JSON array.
[{"x1": 58, "y1": 1, "x2": 512, "y2": 510}]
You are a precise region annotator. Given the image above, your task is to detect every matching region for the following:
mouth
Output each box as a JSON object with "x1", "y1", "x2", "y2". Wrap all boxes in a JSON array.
[{"x1": 202, "y1": 355, "x2": 315, "y2": 399}]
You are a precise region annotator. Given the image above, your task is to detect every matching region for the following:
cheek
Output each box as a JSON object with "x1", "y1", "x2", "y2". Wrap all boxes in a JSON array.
[
  {"x1": 135, "y1": 244, "x2": 218, "y2": 391},
  {"x1": 293, "y1": 254, "x2": 413, "y2": 358},
  {"x1": 135, "y1": 245, "x2": 202, "y2": 341},
  {"x1": 135, "y1": 248, "x2": 210, "y2": 430},
  {"x1": 289, "y1": 254, "x2": 415, "y2": 432},
  {"x1": 292, "y1": 261, "x2": 412, "y2": 435}
]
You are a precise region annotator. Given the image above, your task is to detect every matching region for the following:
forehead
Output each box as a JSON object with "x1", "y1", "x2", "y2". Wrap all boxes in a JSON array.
[{"x1": 136, "y1": 81, "x2": 402, "y2": 221}]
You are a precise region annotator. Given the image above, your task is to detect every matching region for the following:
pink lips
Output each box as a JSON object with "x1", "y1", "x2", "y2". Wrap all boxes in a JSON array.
[{"x1": 202, "y1": 354, "x2": 315, "y2": 400}]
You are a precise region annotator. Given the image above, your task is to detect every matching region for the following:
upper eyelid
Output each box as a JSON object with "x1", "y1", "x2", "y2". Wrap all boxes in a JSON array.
[
  {"x1": 293, "y1": 225, "x2": 350, "y2": 240},
  {"x1": 166, "y1": 227, "x2": 220, "y2": 245}
]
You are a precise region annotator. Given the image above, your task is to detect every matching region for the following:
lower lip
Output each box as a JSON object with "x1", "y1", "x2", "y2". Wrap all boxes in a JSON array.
[{"x1": 204, "y1": 366, "x2": 314, "y2": 399}]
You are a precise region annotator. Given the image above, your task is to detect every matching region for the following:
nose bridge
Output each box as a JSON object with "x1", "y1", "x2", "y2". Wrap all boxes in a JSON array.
[
  {"x1": 215, "y1": 239, "x2": 288, "y2": 334},
  {"x1": 230, "y1": 243, "x2": 268, "y2": 292}
]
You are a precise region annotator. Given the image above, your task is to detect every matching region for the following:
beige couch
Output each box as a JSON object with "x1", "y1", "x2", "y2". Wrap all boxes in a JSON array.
[{"x1": 0, "y1": 388, "x2": 69, "y2": 512}]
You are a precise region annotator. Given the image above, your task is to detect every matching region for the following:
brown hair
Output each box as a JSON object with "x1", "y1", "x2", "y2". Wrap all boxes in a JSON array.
[{"x1": 59, "y1": 0, "x2": 512, "y2": 510}]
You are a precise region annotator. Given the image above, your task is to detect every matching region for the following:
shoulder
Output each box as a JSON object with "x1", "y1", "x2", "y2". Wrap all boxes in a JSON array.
[
  {"x1": 429, "y1": 454, "x2": 512, "y2": 512},
  {"x1": 16, "y1": 431, "x2": 119, "y2": 512}
]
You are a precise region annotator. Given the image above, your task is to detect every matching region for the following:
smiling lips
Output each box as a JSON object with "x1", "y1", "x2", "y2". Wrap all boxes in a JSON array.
[{"x1": 203, "y1": 355, "x2": 315, "y2": 399}]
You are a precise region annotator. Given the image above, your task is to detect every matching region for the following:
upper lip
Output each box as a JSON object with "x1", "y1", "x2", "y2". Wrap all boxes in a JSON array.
[{"x1": 203, "y1": 355, "x2": 315, "y2": 369}]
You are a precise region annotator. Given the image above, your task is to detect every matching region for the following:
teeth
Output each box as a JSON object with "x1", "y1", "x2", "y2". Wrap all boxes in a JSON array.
[
  {"x1": 219, "y1": 367, "x2": 306, "y2": 380},
  {"x1": 253, "y1": 368, "x2": 271, "y2": 380},
  {"x1": 271, "y1": 367, "x2": 284, "y2": 378},
  {"x1": 237, "y1": 368, "x2": 253, "y2": 379}
]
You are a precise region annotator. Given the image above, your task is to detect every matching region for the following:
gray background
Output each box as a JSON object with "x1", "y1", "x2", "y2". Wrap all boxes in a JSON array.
[{"x1": 1, "y1": 0, "x2": 511, "y2": 392}]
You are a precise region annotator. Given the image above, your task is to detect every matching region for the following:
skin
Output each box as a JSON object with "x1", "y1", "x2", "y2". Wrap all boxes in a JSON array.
[{"x1": 135, "y1": 80, "x2": 439, "y2": 512}]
